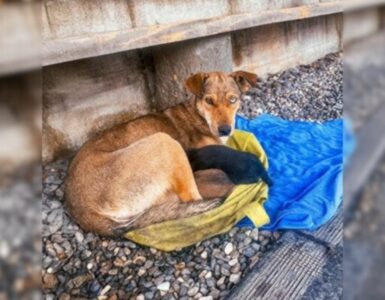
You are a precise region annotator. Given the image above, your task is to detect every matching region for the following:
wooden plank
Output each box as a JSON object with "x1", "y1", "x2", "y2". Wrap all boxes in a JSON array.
[
  {"x1": 232, "y1": 14, "x2": 341, "y2": 77},
  {"x1": 228, "y1": 232, "x2": 331, "y2": 300},
  {"x1": 302, "y1": 206, "x2": 342, "y2": 246},
  {"x1": 43, "y1": 0, "x2": 134, "y2": 40},
  {"x1": 43, "y1": 2, "x2": 343, "y2": 66}
]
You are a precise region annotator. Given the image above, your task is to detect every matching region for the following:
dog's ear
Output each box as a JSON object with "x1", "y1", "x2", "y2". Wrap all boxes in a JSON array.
[
  {"x1": 185, "y1": 73, "x2": 208, "y2": 98},
  {"x1": 231, "y1": 71, "x2": 258, "y2": 93}
]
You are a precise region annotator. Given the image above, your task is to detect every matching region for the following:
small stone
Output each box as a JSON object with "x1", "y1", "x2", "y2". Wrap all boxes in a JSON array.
[
  {"x1": 210, "y1": 288, "x2": 221, "y2": 299},
  {"x1": 200, "y1": 251, "x2": 208, "y2": 259},
  {"x1": 175, "y1": 262, "x2": 185, "y2": 270},
  {"x1": 180, "y1": 285, "x2": 188, "y2": 296},
  {"x1": 231, "y1": 263, "x2": 241, "y2": 274},
  {"x1": 273, "y1": 231, "x2": 281, "y2": 240},
  {"x1": 157, "y1": 282, "x2": 170, "y2": 292},
  {"x1": 217, "y1": 276, "x2": 226, "y2": 286},
  {"x1": 250, "y1": 229, "x2": 259, "y2": 240},
  {"x1": 260, "y1": 230, "x2": 272, "y2": 237},
  {"x1": 144, "y1": 292, "x2": 154, "y2": 299},
  {"x1": 87, "y1": 263, "x2": 93, "y2": 270},
  {"x1": 206, "y1": 278, "x2": 215, "y2": 288},
  {"x1": 228, "y1": 258, "x2": 238, "y2": 267},
  {"x1": 187, "y1": 286, "x2": 199, "y2": 297},
  {"x1": 58, "y1": 293, "x2": 71, "y2": 300},
  {"x1": 123, "y1": 241, "x2": 137, "y2": 249},
  {"x1": 229, "y1": 273, "x2": 241, "y2": 284},
  {"x1": 71, "y1": 274, "x2": 92, "y2": 288},
  {"x1": 136, "y1": 295, "x2": 145, "y2": 300},
  {"x1": 250, "y1": 256, "x2": 260, "y2": 268},
  {"x1": 75, "y1": 232, "x2": 84, "y2": 243},
  {"x1": 251, "y1": 243, "x2": 261, "y2": 251},
  {"x1": 199, "y1": 270, "x2": 207, "y2": 278},
  {"x1": 113, "y1": 257, "x2": 126, "y2": 268},
  {"x1": 205, "y1": 271, "x2": 212, "y2": 279},
  {"x1": 144, "y1": 260, "x2": 154, "y2": 269},
  {"x1": 221, "y1": 266, "x2": 230, "y2": 276},
  {"x1": 244, "y1": 237, "x2": 252, "y2": 245},
  {"x1": 89, "y1": 280, "x2": 101, "y2": 295},
  {"x1": 138, "y1": 268, "x2": 146, "y2": 276},
  {"x1": 133, "y1": 255, "x2": 146, "y2": 265},
  {"x1": 154, "y1": 275, "x2": 165, "y2": 286},
  {"x1": 243, "y1": 248, "x2": 256, "y2": 258},
  {"x1": 100, "y1": 285, "x2": 111, "y2": 296},
  {"x1": 224, "y1": 243, "x2": 234, "y2": 255},
  {"x1": 200, "y1": 296, "x2": 213, "y2": 300},
  {"x1": 43, "y1": 273, "x2": 58, "y2": 290},
  {"x1": 108, "y1": 269, "x2": 118, "y2": 275}
]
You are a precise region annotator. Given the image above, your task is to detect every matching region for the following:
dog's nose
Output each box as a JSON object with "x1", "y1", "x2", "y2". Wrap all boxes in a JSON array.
[{"x1": 218, "y1": 125, "x2": 232, "y2": 136}]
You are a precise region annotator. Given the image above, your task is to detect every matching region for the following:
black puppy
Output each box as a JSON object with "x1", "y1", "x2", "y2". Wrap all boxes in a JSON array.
[{"x1": 186, "y1": 145, "x2": 273, "y2": 186}]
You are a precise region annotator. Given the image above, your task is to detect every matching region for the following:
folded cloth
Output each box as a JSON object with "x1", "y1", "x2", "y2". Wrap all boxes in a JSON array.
[
  {"x1": 235, "y1": 114, "x2": 343, "y2": 230},
  {"x1": 125, "y1": 130, "x2": 270, "y2": 251}
]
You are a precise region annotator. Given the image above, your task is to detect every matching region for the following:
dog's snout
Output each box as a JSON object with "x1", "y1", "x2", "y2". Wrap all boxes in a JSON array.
[{"x1": 218, "y1": 125, "x2": 232, "y2": 136}]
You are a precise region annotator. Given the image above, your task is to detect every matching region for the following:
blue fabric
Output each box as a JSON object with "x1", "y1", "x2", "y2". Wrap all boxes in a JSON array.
[{"x1": 235, "y1": 114, "x2": 343, "y2": 230}]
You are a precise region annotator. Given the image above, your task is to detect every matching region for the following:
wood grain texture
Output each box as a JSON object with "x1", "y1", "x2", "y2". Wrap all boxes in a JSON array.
[
  {"x1": 43, "y1": 2, "x2": 343, "y2": 66},
  {"x1": 228, "y1": 232, "x2": 329, "y2": 300},
  {"x1": 232, "y1": 14, "x2": 342, "y2": 77},
  {"x1": 43, "y1": 0, "x2": 133, "y2": 39}
]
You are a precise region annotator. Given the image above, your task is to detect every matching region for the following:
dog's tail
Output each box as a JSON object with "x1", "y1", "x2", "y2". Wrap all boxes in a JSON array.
[{"x1": 112, "y1": 196, "x2": 224, "y2": 236}]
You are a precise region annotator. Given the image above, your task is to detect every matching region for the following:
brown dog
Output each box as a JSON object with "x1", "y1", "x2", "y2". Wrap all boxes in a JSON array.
[{"x1": 65, "y1": 71, "x2": 257, "y2": 236}]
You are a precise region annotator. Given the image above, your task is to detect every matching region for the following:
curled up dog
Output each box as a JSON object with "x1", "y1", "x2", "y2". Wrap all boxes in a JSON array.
[{"x1": 65, "y1": 71, "x2": 261, "y2": 236}]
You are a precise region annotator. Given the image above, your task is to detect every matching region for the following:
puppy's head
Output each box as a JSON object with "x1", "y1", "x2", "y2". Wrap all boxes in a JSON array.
[{"x1": 185, "y1": 71, "x2": 257, "y2": 139}]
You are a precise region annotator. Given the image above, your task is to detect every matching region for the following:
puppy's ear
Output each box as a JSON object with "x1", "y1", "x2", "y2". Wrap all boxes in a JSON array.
[
  {"x1": 185, "y1": 73, "x2": 208, "y2": 98},
  {"x1": 231, "y1": 71, "x2": 258, "y2": 93}
]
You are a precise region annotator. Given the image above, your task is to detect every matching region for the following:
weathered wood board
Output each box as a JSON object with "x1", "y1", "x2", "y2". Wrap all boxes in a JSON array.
[
  {"x1": 227, "y1": 231, "x2": 341, "y2": 300},
  {"x1": 232, "y1": 14, "x2": 341, "y2": 77},
  {"x1": 42, "y1": 0, "x2": 133, "y2": 39},
  {"x1": 43, "y1": 2, "x2": 343, "y2": 66}
]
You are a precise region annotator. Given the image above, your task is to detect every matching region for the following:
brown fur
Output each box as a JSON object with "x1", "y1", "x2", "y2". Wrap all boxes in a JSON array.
[{"x1": 65, "y1": 71, "x2": 258, "y2": 236}]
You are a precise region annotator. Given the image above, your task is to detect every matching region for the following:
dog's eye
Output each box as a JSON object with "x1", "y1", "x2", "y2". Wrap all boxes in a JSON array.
[
  {"x1": 205, "y1": 97, "x2": 214, "y2": 105},
  {"x1": 229, "y1": 97, "x2": 238, "y2": 104}
]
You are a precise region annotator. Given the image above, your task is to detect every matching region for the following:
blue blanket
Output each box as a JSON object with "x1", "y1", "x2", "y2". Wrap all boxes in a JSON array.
[{"x1": 235, "y1": 114, "x2": 343, "y2": 230}]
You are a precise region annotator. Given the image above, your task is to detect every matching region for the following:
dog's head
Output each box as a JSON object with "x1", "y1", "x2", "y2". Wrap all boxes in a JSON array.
[{"x1": 185, "y1": 71, "x2": 257, "y2": 139}]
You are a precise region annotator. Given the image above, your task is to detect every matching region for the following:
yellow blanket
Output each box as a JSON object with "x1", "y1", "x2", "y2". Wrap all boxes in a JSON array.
[{"x1": 125, "y1": 130, "x2": 270, "y2": 251}]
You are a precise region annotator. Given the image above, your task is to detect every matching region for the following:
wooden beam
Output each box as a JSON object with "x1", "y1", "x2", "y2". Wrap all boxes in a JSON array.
[{"x1": 43, "y1": 2, "x2": 343, "y2": 66}]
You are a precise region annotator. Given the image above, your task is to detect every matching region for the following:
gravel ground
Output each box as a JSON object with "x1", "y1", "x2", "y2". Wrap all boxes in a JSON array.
[
  {"x1": 240, "y1": 52, "x2": 342, "y2": 121},
  {"x1": 42, "y1": 52, "x2": 343, "y2": 299}
]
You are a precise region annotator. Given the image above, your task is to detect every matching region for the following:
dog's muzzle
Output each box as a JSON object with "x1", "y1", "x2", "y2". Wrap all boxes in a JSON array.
[{"x1": 218, "y1": 125, "x2": 232, "y2": 137}]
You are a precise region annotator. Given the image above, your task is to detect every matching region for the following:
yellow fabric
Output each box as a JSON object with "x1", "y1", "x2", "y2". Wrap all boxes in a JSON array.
[{"x1": 124, "y1": 130, "x2": 270, "y2": 251}]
